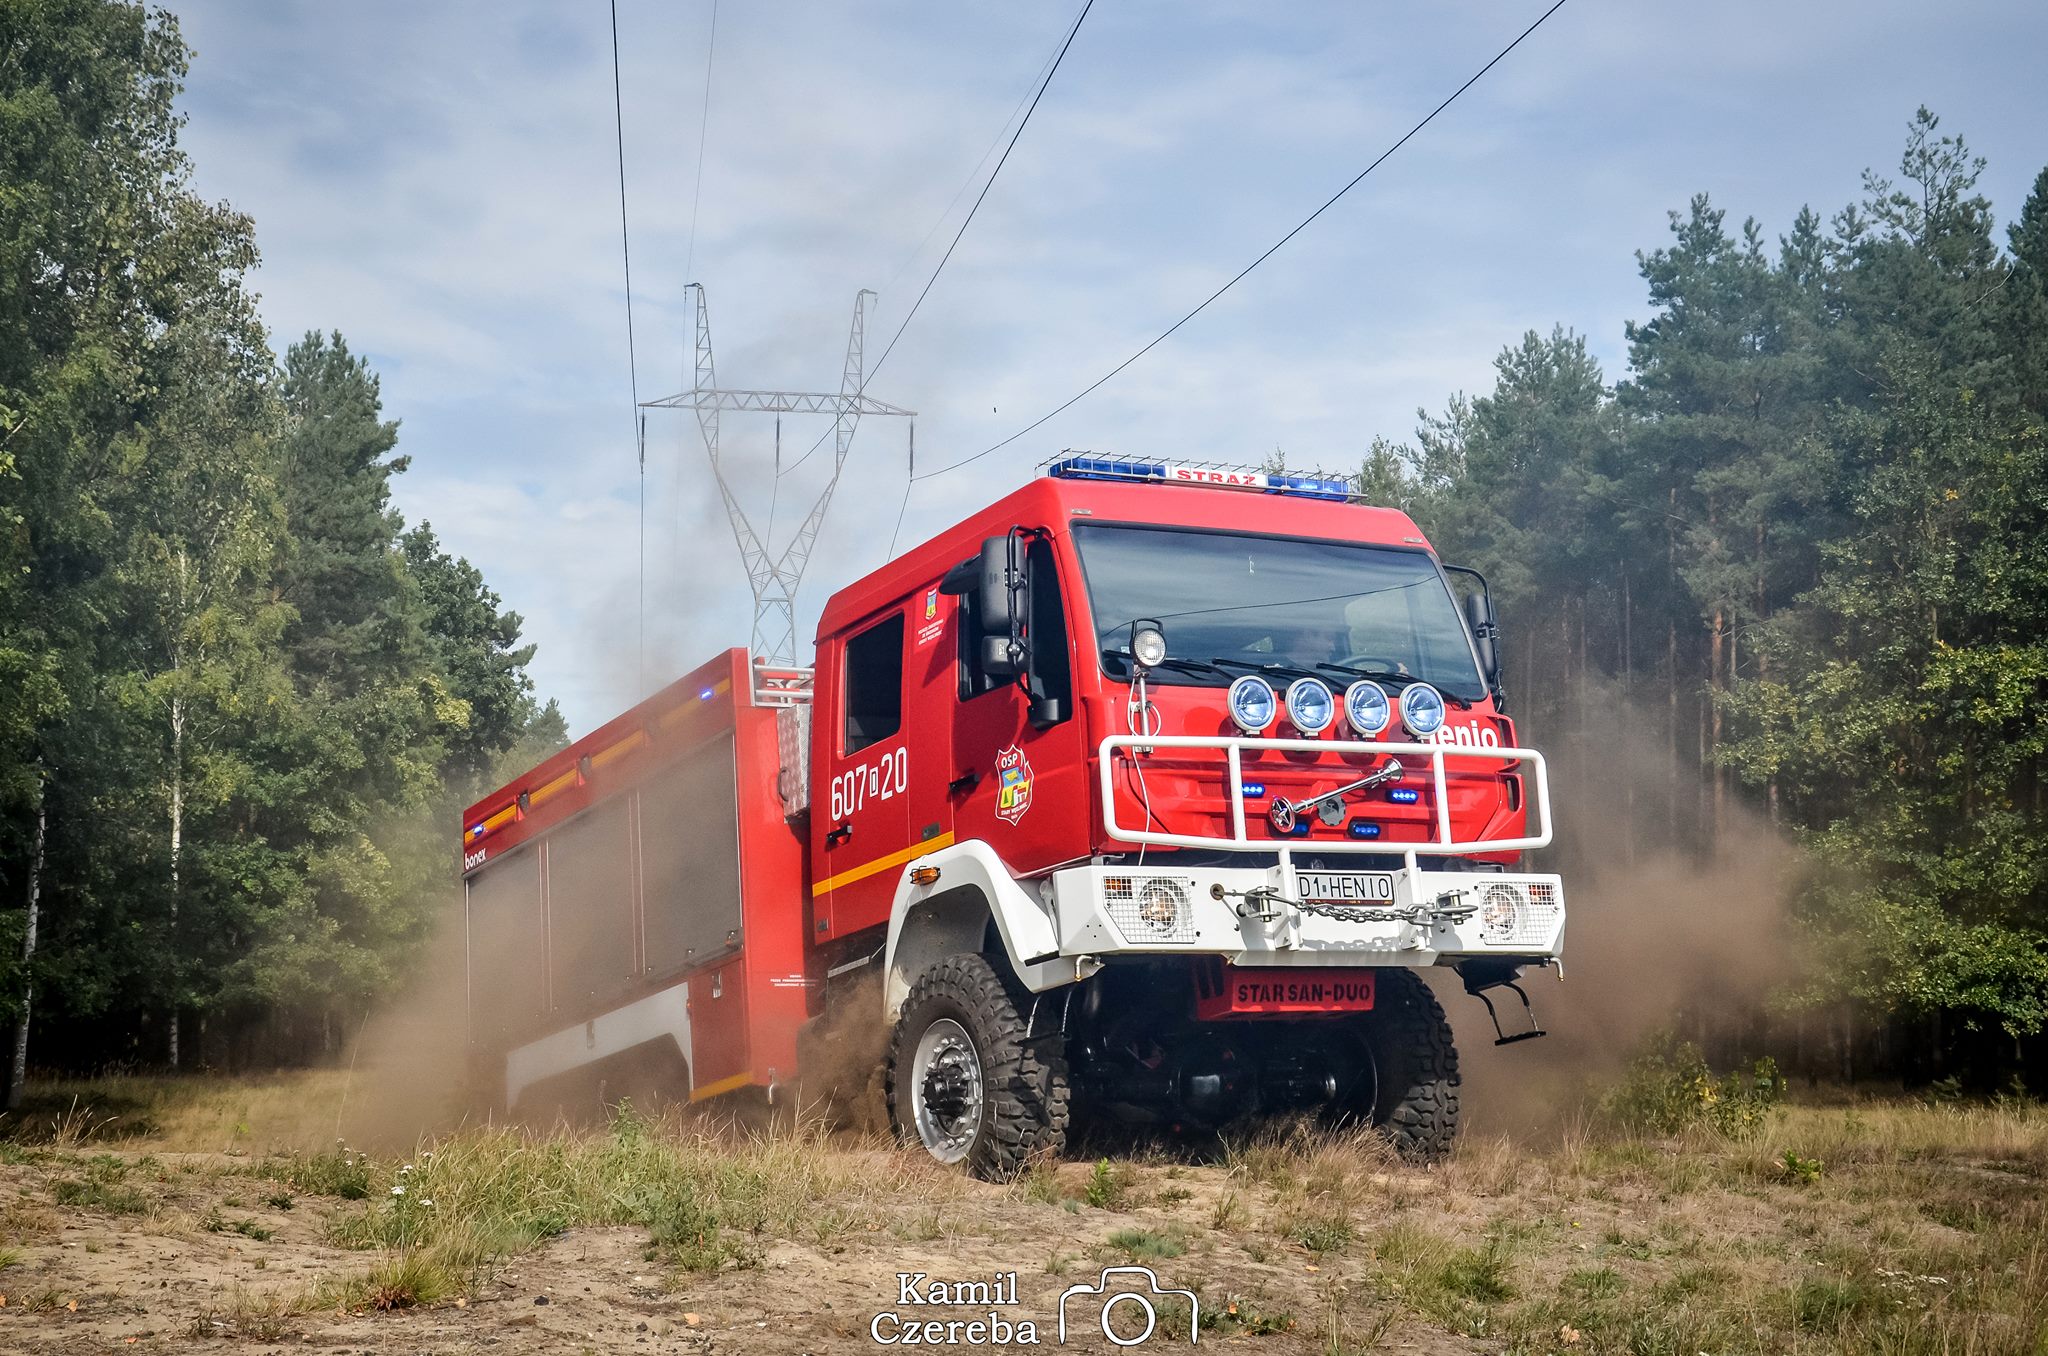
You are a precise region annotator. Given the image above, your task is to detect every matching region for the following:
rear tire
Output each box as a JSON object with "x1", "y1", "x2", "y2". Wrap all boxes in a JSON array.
[
  {"x1": 886, "y1": 954, "x2": 1069, "y2": 1181},
  {"x1": 1355, "y1": 969, "x2": 1461, "y2": 1161}
]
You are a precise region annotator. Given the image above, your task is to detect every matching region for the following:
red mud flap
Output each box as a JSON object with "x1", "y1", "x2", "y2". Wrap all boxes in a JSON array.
[{"x1": 1194, "y1": 964, "x2": 1376, "y2": 1020}]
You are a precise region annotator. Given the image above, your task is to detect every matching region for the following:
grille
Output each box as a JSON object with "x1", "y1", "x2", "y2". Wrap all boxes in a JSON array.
[
  {"x1": 1103, "y1": 875, "x2": 1197, "y2": 944},
  {"x1": 1479, "y1": 880, "x2": 1563, "y2": 947}
]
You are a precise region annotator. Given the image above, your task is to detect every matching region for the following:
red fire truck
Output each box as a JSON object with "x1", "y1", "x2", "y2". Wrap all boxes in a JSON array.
[{"x1": 460, "y1": 456, "x2": 1564, "y2": 1178}]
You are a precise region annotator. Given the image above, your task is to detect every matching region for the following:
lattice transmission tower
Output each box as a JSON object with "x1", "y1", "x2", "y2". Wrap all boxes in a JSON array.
[{"x1": 643, "y1": 284, "x2": 914, "y2": 664}]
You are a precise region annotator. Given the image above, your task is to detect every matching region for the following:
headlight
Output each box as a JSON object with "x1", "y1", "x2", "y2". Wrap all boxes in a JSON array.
[
  {"x1": 1226, "y1": 675, "x2": 1277, "y2": 733},
  {"x1": 1131, "y1": 624, "x2": 1167, "y2": 670},
  {"x1": 1284, "y1": 677, "x2": 1335, "y2": 734},
  {"x1": 1136, "y1": 879, "x2": 1185, "y2": 931},
  {"x1": 1480, "y1": 883, "x2": 1525, "y2": 943},
  {"x1": 1400, "y1": 682, "x2": 1446, "y2": 738},
  {"x1": 1105, "y1": 875, "x2": 1195, "y2": 943},
  {"x1": 1343, "y1": 680, "x2": 1391, "y2": 736}
]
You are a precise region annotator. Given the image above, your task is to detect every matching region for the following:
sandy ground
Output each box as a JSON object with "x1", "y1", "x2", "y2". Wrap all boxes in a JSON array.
[
  {"x1": 0, "y1": 1146, "x2": 1478, "y2": 1355},
  {"x1": 1, "y1": 1070, "x2": 2041, "y2": 1355}
]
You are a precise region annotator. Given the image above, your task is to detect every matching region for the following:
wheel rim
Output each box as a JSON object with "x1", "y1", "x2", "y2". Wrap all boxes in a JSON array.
[{"x1": 910, "y1": 1017, "x2": 984, "y2": 1163}]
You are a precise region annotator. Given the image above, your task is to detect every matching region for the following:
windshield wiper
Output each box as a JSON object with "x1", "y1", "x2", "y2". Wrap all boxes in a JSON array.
[
  {"x1": 1207, "y1": 656, "x2": 1326, "y2": 684},
  {"x1": 1314, "y1": 662, "x2": 1474, "y2": 708},
  {"x1": 1100, "y1": 649, "x2": 1234, "y2": 682}
]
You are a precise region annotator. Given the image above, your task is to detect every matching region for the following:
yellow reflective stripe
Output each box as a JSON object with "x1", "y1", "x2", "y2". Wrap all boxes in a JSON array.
[
  {"x1": 810, "y1": 832, "x2": 956, "y2": 897},
  {"x1": 689, "y1": 1070, "x2": 754, "y2": 1102}
]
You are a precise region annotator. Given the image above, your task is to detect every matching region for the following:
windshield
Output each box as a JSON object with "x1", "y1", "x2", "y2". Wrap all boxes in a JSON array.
[{"x1": 1073, "y1": 524, "x2": 1486, "y2": 700}]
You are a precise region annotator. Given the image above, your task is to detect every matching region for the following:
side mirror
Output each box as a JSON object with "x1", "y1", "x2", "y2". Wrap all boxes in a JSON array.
[
  {"x1": 978, "y1": 534, "x2": 1028, "y2": 676},
  {"x1": 1464, "y1": 589, "x2": 1500, "y2": 685}
]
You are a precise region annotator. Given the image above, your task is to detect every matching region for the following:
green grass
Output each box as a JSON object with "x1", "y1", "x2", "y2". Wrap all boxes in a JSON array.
[
  {"x1": 201, "y1": 1205, "x2": 274, "y2": 1241},
  {"x1": 1106, "y1": 1226, "x2": 1186, "y2": 1261},
  {"x1": 1083, "y1": 1157, "x2": 1138, "y2": 1210},
  {"x1": 51, "y1": 1177, "x2": 149, "y2": 1215}
]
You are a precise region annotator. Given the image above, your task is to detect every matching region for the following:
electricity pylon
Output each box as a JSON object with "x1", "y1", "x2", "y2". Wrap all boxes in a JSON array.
[{"x1": 642, "y1": 284, "x2": 914, "y2": 664}]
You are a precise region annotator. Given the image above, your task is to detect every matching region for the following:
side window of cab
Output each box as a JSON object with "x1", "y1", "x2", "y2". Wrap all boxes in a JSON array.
[{"x1": 844, "y1": 613, "x2": 904, "y2": 753}]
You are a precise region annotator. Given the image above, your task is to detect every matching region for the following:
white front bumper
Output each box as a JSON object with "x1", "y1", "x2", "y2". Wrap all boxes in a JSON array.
[{"x1": 1046, "y1": 864, "x2": 1565, "y2": 967}]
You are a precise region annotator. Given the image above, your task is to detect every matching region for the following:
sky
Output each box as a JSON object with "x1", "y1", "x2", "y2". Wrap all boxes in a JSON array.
[{"x1": 167, "y1": 0, "x2": 2048, "y2": 735}]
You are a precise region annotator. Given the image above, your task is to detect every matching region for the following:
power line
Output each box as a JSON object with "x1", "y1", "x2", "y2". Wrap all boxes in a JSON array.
[
  {"x1": 886, "y1": 423, "x2": 914, "y2": 557},
  {"x1": 867, "y1": 0, "x2": 1093, "y2": 384},
  {"x1": 684, "y1": 0, "x2": 719, "y2": 283},
  {"x1": 875, "y1": 36, "x2": 1069, "y2": 314},
  {"x1": 608, "y1": 0, "x2": 648, "y2": 693},
  {"x1": 909, "y1": 0, "x2": 1571, "y2": 485},
  {"x1": 783, "y1": 0, "x2": 1090, "y2": 484}
]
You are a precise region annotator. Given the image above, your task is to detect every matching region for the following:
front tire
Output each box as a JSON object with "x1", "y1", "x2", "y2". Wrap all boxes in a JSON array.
[
  {"x1": 886, "y1": 954, "x2": 1069, "y2": 1180},
  {"x1": 1353, "y1": 968, "x2": 1461, "y2": 1161}
]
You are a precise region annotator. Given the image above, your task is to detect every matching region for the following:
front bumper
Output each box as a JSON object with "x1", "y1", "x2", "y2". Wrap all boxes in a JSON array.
[{"x1": 1045, "y1": 863, "x2": 1565, "y2": 967}]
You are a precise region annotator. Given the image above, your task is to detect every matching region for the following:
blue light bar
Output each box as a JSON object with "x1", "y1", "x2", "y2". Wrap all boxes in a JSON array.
[
  {"x1": 1388, "y1": 787, "x2": 1421, "y2": 804},
  {"x1": 1049, "y1": 455, "x2": 1168, "y2": 482},
  {"x1": 1239, "y1": 782, "x2": 1267, "y2": 798},
  {"x1": 1347, "y1": 821, "x2": 1383, "y2": 839},
  {"x1": 1046, "y1": 454, "x2": 1354, "y2": 503}
]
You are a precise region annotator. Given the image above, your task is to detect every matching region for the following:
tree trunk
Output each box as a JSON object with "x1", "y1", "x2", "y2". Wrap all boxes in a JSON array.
[
  {"x1": 1621, "y1": 561, "x2": 1635, "y2": 863},
  {"x1": 1667, "y1": 488, "x2": 1680, "y2": 842},
  {"x1": 1709, "y1": 603, "x2": 1725, "y2": 838},
  {"x1": 169, "y1": 683, "x2": 184, "y2": 1069},
  {"x1": 9, "y1": 778, "x2": 46, "y2": 1110},
  {"x1": 1756, "y1": 519, "x2": 1776, "y2": 825}
]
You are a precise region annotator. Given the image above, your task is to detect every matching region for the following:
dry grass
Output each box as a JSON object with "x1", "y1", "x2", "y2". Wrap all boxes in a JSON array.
[
  {"x1": 0, "y1": 1071, "x2": 358, "y2": 1153},
  {"x1": 3, "y1": 1071, "x2": 2045, "y2": 1353}
]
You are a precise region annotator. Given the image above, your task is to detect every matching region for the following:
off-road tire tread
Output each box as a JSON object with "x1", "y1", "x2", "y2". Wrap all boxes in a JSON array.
[
  {"x1": 1363, "y1": 969, "x2": 1461, "y2": 1162},
  {"x1": 886, "y1": 954, "x2": 1070, "y2": 1181}
]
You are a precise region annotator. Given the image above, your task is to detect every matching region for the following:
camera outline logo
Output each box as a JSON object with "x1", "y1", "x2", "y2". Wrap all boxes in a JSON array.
[{"x1": 1056, "y1": 1265, "x2": 1199, "y2": 1346}]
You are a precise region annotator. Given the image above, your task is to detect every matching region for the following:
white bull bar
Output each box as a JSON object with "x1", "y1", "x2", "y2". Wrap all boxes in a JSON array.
[{"x1": 1096, "y1": 734, "x2": 1552, "y2": 875}]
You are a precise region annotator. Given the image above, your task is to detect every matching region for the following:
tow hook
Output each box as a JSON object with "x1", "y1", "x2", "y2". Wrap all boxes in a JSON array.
[
  {"x1": 1209, "y1": 882, "x2": 1286, "y2": 922},
  {"x1": 1416, "y1": 888, "x2": 1477, "y2": 928},
  {"x1": 1459, "y1": 958, "x2": 1548, "y2": 1046}
]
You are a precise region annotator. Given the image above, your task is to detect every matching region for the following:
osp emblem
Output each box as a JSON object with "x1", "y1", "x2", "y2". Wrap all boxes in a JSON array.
[
  {"x1": 994, "y1": 745, "x2": 1033, "y2": 825},
  {"x1": 924, "y1": 587, "x2": 939, "y2": 622}
]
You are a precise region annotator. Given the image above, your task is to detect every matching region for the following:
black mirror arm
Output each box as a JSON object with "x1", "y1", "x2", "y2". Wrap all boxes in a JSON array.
[
  {"x1": 1444, "y1": 563, "x2": 1508, "y2": 709},
  {"x1": 937, "y1": 556, "x2": 978, "y2": 596}
]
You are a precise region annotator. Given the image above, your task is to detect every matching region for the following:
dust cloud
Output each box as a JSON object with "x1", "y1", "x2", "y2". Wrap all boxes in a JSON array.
[
  {"x1": 1443, "y1": 717, "x2": 1811, "y2": 1137},
  {"x1": 334, "y1": 710, "x2": 1802, "y2": 1149},
  {"x1": 330, "y1": 901, "x2": 480, "y2": 1151}
]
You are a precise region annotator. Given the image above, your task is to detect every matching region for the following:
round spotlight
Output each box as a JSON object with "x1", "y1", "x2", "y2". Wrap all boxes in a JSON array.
[
  {"x1": 1284, "y1": 677, "x2": 1335, "y2": 734},
  {"x1": 1226, "y1": 675, "x2": 1278, "y2": 733},
  {"x1": 1136, "y1": 879, "x2": 1186, "y2": 932},
  {"x1": 1131, "y1": 625, "x2": 1167, "y2": 670},
  {"x1": 1480, "y1": 883, "x2": 1526, "y2": 943},
  {"x1": 1343, "y1": 680, "x2": 1391, "y2": 736},
  {"x1": 1400, "y1": 682, "x2": 1447, "y2": 739}
]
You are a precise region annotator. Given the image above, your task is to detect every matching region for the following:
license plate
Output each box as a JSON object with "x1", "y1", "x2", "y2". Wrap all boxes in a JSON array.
[
  {"x1": 1295, "y1": 871, "x2": 1395, "y2": 905},
  {"x1": 1197, "y1": 968, "x2": 1377, "y2": 1018}
]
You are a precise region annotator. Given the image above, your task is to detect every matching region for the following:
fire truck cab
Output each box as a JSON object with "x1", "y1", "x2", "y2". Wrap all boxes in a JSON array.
[{"x1": 814, "y1": 457, "x2": 1563, "y2": 1175}]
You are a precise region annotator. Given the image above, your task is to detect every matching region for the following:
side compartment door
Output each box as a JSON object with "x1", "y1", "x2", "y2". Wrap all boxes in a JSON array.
[{"x1": 811, "y1": 608, "x2": 912, "y2": 942}]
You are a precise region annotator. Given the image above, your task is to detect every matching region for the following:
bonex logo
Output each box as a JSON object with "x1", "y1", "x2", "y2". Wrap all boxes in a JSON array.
[{"x1": 994, "y1": 745, "x2": 1033, "y2": 825}]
